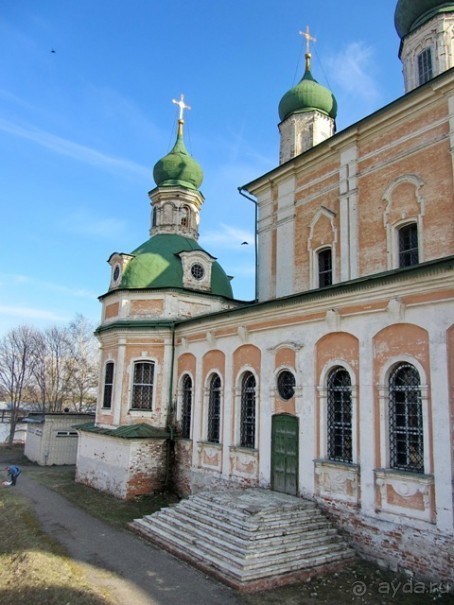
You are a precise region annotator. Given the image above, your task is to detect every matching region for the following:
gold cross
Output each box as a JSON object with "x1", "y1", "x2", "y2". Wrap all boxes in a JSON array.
[
  {"x1": 172, "y1": 94, "x2": 191, "y2": 121},
  {"x1": 299, "y1": 25, "x2": 316, "y2": 54}
]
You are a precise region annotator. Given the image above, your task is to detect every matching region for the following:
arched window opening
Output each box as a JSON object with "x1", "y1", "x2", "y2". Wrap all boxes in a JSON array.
[
  {"x1": 388, "y1": 363, "x2": 424, "y2": 473},
  {"x1": 398, "y1": 223, "x2": 419, "y2": 267},
  {"x1": 240, "y1": 372, "x2": 256, "y2": 449},
  {"x1": 103, "y1": 362, "x2": 114, "y2": 409},
  {"x1": 318, "y1": 248, "x2": 332, "y2": 287},
  {"x1": 327, "y1": 367, "x2": 352, "y2": 463},
  {"x1": 207, "y1": 374, "x2": 221, "y2": 443},
  {"x1": 181, "y1": 374, "x2": 192, "y2": 439},
  {"x1": 418, "y1": 48, "x2": 433, "y2": 86},
  {"x1": 180, "y1": 206, "x2": 189, "y2": 227},
  {"x1": 131, "y1": 361, "x2": 154, "y2": 410}
]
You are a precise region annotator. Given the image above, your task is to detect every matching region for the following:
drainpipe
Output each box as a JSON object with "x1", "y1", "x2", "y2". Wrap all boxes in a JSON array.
[
  {"x1": 165, "y1": 322, "x2": 176, "y2": 490},
  {"x1": 238, "y1": 187, "x2": 258, "y2": 302},
  {"x1": 167, "y1": 322, "x2": 176, "y2": 433}
]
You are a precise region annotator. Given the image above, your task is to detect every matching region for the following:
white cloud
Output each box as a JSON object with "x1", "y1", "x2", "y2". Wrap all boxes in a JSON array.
[
  {"x1": 0, "y1": 273, "x2": 97, "y2": 299},
  {"x1": 0, "y1": 117, "x2": 150, "y2": 178},
  {"x1": 0, "y1": 305, "x2": 69, "y2": 322},
  {"x1": 328, "y1": 41, "x2": 380, "y2": 104}
]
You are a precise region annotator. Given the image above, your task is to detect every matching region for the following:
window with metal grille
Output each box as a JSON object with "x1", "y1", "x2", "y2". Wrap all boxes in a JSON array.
[
  {"x1": 418, "y1": 48, "x2": 433, "y2": 86},
  {"x1": 389, "y1": 363, "x2": 424, "y2": 473},
  {"x1": 131, "y1": 361, "x2": 154, "y2": 410},
  {"x1": 181, "y1": 374, "x2": 192, "y2": 439},
  {"x1": 318, "y1": 248, "x2": 332, "y2": 287},
  {"x1": 399, "y1": 223, "x2": 419, "y2": 267},
  {"x1": 207, "y1": 374, "x2": 221, "y2": 443},
  {"x1": 103, "y1": 362, "x2": 114, "y2": 409},
  {"x1": 327, "y1": 367, "x2": 352, "y2": 463},
  {"x1": 240, "y1": 372, "x2": 256, "y2": 448}
]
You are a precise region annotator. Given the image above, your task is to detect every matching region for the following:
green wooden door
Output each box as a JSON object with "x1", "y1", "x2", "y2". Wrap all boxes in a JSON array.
[{"x1": 271, "y1": 414, "x2": 299, "y2": 495}]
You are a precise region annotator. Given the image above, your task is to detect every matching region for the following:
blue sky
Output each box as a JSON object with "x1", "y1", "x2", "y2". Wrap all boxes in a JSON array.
[{"x1": 0, "y1": 1, "x2": 403, "y2": 336}]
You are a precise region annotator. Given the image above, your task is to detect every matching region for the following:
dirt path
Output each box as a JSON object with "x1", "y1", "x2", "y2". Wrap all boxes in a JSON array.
[{"x1": 16, "y1": 474, "x2": 244, "y2": 605}]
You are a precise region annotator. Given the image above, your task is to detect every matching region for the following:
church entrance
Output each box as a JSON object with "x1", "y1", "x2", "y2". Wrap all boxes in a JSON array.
[{"x1": 271, "y1": 414, "x2": 299, "y2": 496}]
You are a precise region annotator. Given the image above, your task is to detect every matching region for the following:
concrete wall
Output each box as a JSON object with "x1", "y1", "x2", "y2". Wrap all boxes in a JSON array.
[{"x1": 76, "y1": 430, "x2": 168, "y2": 499}]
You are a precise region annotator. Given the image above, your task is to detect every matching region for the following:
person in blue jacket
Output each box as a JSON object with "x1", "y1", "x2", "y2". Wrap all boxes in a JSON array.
[{"x1": 5, "y1": 465, "x2": 21, "y2": 486}]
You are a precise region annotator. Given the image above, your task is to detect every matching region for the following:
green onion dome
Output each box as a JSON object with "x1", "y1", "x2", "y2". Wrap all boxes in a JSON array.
[
  {"x1": 153, "y1": 121, "x2": 203, "y2": 190},
  {"x1": 395, "y1": 0, "x2": 454, "y2": 38},
  {"x1": 279, "y1": 55, "x2": 337, "y2": 122},
  {"x1": 120, "y1": 234, "x2": 233, "y2": 298}
]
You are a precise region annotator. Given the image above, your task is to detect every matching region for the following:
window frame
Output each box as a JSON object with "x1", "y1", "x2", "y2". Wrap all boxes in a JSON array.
[
  {"x1": 240, "y1": 371, "x2": 256, "y2": 449},
  {"x1": 102, "y1": 361, "x2": 114, "y2": 409},
  {"x1": 207, "y1": 373, "x2": 222, "y2": 444},
  {"x1": 398, "y1": 222, "x2": 419, "y2": 268},
  {"x1": 388, "y1": 362, "x2": 424, "y2": 474},
  {"x1": 327, "y1": 366, "x2": 353, "y2": 463},
  {"x1": 130, "y1": 360, "x2": 155, "y2": 411},
  {"x1": 417, "y1": 47, "x2": 433, "y2": 86},
  {"x1": 181, "y1": 373, "x2": 193, "y2": 439},
  {"x1": 317, "y1": 247, "x2": 333, "y2": 287}
]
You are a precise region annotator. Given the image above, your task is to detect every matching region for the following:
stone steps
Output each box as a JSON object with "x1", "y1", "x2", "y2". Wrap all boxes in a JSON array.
[
  {"x1": 158, "y1": 498, "x2": 333, "y2": 540},
  {"x1": 129, "y1": 488, "x2": 356, "y2": 590},
  {"x1": 134, "y1": 511, "x2": 341, "y2": 563}
]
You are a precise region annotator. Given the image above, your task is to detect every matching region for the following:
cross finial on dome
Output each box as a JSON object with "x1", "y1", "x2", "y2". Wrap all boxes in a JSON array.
[
  {"x1": 172, "y1": 94, "x2": 191, "y2": 122},
  {"x1": 299, "y1": 25, "x2": 316, "y2": 55}
]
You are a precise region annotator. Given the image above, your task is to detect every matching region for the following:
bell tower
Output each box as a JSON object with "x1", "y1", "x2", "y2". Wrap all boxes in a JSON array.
[{"x1": 395, "y1": 0, "x2": 454, "y2": 92}]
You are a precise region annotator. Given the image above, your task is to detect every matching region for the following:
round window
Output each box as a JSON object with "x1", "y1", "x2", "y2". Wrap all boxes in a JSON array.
[
  {"x1": 277, "y1": 370, "x2": 295, "y2": 400},
  {"x1": 113, "y1": 265, "x2": 121, "y2": 282},
  {"x1": 191, "y1": 263, "x2": 205, "y2": 280}
]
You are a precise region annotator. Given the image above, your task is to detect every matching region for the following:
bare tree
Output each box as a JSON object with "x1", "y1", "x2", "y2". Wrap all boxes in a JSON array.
[
  {"x1": 32, "y1": 325, "x2": 74, "y2": 412},
  {"x1": 0, "y1": 326, "x2": 40, "y2": 445},
  {"x1": 66, "y1": 314, "x2": 99, "y2": 411}
]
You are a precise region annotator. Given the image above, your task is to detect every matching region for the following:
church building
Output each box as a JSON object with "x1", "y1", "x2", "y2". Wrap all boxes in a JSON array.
[{"x1": 76, "y1": 0, "x2": 454, "y2": 584}]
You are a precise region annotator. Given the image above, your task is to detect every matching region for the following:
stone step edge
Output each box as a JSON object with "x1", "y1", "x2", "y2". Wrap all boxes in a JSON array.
[
  {"x1": 130, "y1": 518, "x2": 352, "y2": 573},
  {"x1": 154, "y1": 498, "x2": 325, "y2": 530},
  {"x1": 137, "y1": 512, "x2": 338, "y2": 552},
  {"x1": 186, "y1": 494, "x2": 318, "y2": 520},
  {"x1": 147, "y1": 506, "x2": 333, "y2": 540},
  {"x1": 129, "y1": 521, "x2": 355, "y2": 583}
]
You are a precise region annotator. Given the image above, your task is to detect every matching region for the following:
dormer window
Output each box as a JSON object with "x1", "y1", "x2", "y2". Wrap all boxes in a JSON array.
[
  {"x1": 417, "y1": 48, "x2": 433, "y2": 86},
  {"x1": 179, "y1": 250, "x2": 214, "y2": 292}
]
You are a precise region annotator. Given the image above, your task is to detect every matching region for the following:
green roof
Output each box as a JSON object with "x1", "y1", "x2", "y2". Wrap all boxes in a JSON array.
[
  {"x1": 279, "y1": 67, "x2": 337, "y2": 122},
  {"x1": 395, "y1": 0, "x2": 454, "y2": 38},
  {"x1": 120, "y1": 233, "x2": 233, "y2": 298},
  {"x1": 76, "y1": 422, "x2": 169, "y2": 439}
]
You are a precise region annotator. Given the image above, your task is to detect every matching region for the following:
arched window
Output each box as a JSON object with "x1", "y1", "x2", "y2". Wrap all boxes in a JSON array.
[
  {"x1": 180, "y1": 206, "x2": 189, "y2": 227},
  {"x1": 131, "y1": 361, "x2": 154, "y2": 410},
  {"x1": 102, "y1": 362, "x2": 114, "y2": 409},
  {"x1": 327, "y1": 367, "x2": 352, "y2": 463},
  {"x1": 240, "y1": 372, "x2": 256, "y2": 448},
  {"x1": 388, "y1": 363, "x2": 424, "y2": 473},
  {"x1": 417, "y1": 48, "x2": 433, "y2": 86},
  {"x1": 181, "y1": 374, "x2": 192, "y2": 439},
  {"x1": 207, "y1": 374, "x2": 221, "y2": 443},
  {"x1": 398, "y1": 223, "x2": 419, "y2": 267},
  {"x1": 318, "y1": 248, "x2": 332, "y2": 287}
]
